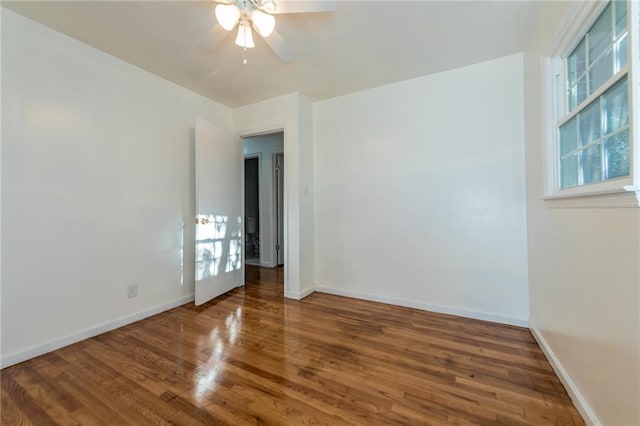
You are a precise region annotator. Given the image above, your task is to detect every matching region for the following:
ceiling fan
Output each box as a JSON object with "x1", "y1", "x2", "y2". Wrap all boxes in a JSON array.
[{"x1": 212, "y1": 0, "x2": 336, "y2": 62}]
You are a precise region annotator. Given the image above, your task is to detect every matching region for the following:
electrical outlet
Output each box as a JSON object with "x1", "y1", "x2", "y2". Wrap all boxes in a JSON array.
[{"x1": 127, "y1": 283, "x2": 138, "y2": 298}]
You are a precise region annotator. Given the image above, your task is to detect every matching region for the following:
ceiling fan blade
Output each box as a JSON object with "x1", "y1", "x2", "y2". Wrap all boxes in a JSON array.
[
  {"x1": 200, "y1": 21, "x2": 230, "y2": 52},
  {"x1": 270, "y1": 0, "x2": 337, "y2": 14},
  {"x1": 263, "y1": 30, "x2": 295, "y2": 62}
]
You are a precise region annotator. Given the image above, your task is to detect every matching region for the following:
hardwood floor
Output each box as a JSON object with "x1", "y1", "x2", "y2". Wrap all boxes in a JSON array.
[{"x1": 2, "y1": 265, "x2": 583, "y2": 425}]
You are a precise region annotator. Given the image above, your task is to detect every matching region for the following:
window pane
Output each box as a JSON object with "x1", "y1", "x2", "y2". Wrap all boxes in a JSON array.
[
  {"x1": 560, "y1": 117, "x2": 578, "y2": 156},
  {"x1": 588, "y1": 4, "x2": 612, "y2": 64},
  {"x1": 605, "y1": 130, "x2": 630, "y2": 179},
  {"x1": 576, "y1": 75, "x2": 588, "y2": 106},
  {"x1": 589, "y1": 47, "x2": 613, "y2": 95},
  {"x1": 602, "y1": 76, "x2": 628, "y2": 135},
  {"x1": 579, "y1": 100, "x2": 601, "y2": 146},
  {"x1": 582, "y1": 143, "x2": 602, "y2": 184},
  {"x1": 569, "y1": 75, "x2": 588, "y2": 112},
  {"x1": 561, "y1": 153, "x2": 579, "y2": 188},
  {"x1": 616, "y1": 33, "x2": 628, "y2": 71},
  {"x1": 568, "y1": 86, "x2": 577, "y2": 112},
  {"x1": 615, "y1": 0, "x2": 627, "y2": 36},
  {"x1": 568, "y1": 39, "x2": 586, "y2": 88}
]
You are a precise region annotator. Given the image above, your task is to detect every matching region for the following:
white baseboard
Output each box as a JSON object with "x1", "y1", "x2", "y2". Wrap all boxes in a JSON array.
[
  {"x1": 313, "y1": 286, "x2": 528, "y2": 327},
  {"x1": 298, "y1": 287, "x2": 314, "y2": 299},
  {"x1": 284, "y1": 287, "x2": 314, "y2": 300},
  {"x1": 0, "y1": 294, "x2": 195, "y2": 369},
  {"x1": 529, "y1": 321, "x2": 599, "y2": 425}
]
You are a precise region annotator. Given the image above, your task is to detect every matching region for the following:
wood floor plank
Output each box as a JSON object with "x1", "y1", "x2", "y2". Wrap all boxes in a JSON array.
[
  {"x1": 9, "y1": 366, "x2": 83, "y2": 425},
  {"x1": 0, "y1": 380, "x2": 31, "y2": 426},
  {"x1": 1, "y1": 369, "x2": 57, "y2": 425},
  {"x1": 1, "y1": 265, "x2": 583, "y2": 425}
]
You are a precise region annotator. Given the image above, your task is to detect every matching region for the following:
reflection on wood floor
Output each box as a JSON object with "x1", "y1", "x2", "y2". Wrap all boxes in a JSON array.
[{"x1": 2, "y1": 265, "x2": 583, "y2": 425}]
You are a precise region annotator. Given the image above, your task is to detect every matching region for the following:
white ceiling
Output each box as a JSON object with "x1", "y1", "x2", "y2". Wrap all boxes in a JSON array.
[{"x1": 3, "y1": 1, "x2": 544, "y2": 107}]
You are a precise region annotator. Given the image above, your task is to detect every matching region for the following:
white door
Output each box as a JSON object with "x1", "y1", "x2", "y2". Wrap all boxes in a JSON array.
[{"x1": 194, "y1": 118, "x2": 244, "y2": 305}]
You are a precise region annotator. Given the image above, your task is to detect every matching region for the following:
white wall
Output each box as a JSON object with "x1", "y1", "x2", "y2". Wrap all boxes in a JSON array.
[
  {"x1": 233, "y1": 93, "x2": 315, "y2": 298},
  {"x1": 1, "y1": 10, "x2": 232, "y2": 365},
  {"x1": 313, "y1": 53, "x2": 529, "y2": 325},
  {"x1": 523, "y1": 3, "x2": 640, "y2": 424},
  {"x1": 243, "y1": 132, "x2": 284, "y2": 267}
]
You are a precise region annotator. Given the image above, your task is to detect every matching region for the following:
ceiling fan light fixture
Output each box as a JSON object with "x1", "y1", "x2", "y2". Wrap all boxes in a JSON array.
[
  {"x1": 235, "y1": 21, "x2": 255, "y2": 49},
  {"x1": 259, "y1": 0, "x2": 276, "y2": 12},
  {"x1": 215, "y1": 4, "x2": 241, "y2": 31},
  {"x1": 251, "y1": 10, "x2": 275, "y2": 37}
]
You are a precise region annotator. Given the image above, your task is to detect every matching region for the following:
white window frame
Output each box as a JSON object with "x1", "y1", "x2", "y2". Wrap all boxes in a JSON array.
[{"x1": 542, "y1": 0, "x2": 640, "y2": 207}]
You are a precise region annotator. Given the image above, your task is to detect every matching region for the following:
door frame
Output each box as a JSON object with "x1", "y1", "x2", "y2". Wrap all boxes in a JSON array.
[
  {"x1": 272, "y1": 151, "x2": 284, "y2": 266},
  {"x1": 239, "y1": 127, "x2": 287, "y2": 291}
]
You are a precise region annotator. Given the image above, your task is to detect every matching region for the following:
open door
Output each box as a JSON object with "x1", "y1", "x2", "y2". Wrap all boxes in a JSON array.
[{"x1": 194, "y1": 118, "x2": 243, "y2": 305}]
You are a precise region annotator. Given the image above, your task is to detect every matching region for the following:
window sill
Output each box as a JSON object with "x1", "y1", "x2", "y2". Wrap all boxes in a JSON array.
[{"x1": 543, "y1": 186, "x2": 640, "y2": 208}]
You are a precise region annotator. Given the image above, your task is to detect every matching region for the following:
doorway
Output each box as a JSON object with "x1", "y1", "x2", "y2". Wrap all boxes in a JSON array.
[
  {"x1": 244, "y1": 156, "x2": 260, "y2": 265},
  {"x1": 242, "y1": 131, "x2": 284, "y2": 269}
]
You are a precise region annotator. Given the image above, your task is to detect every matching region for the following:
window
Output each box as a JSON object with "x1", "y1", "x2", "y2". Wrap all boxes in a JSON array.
[
  {"x1": 544, "y1": 0, "x2": 638, "y2": 206},
  {"x1": 560, "y1": 1, "x2": 629, "y2": 189}
]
